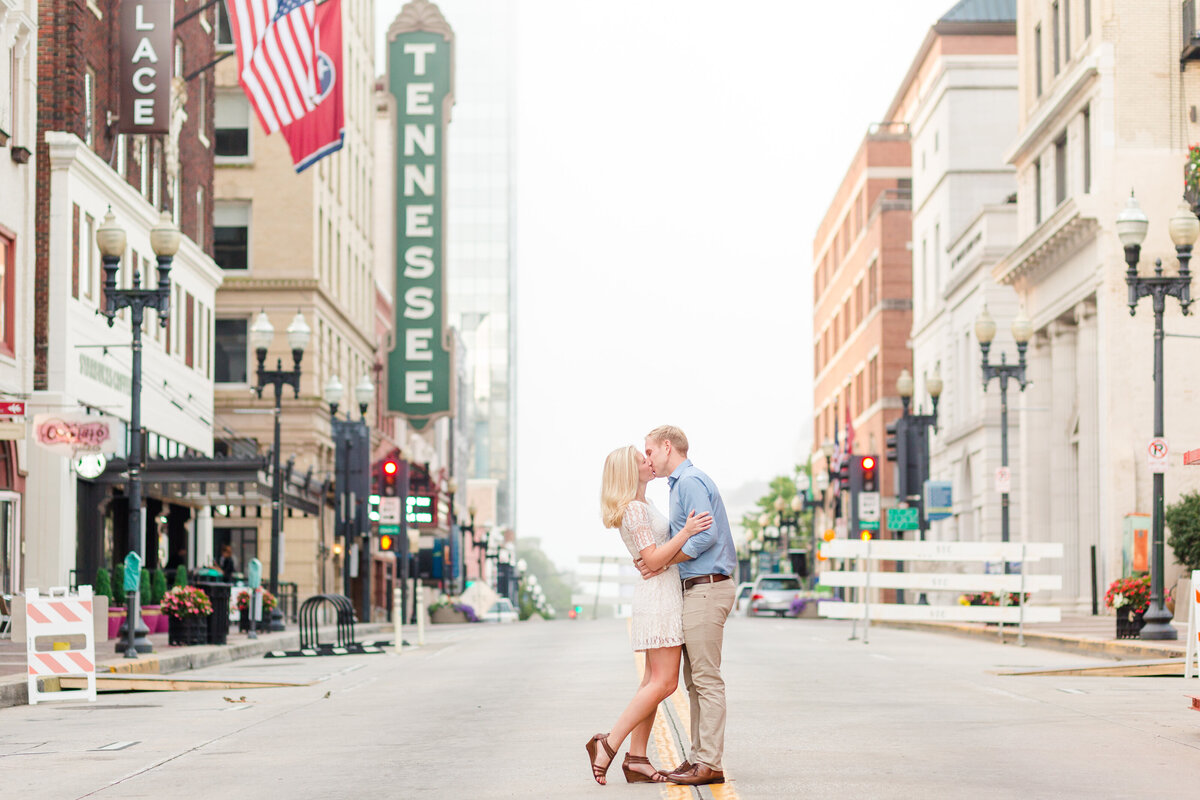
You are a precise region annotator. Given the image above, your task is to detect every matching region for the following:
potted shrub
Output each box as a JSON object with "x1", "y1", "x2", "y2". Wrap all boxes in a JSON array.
[
  {"x1": 173, "y1": 565, "x2": 188, "y2": 588},
  {"x1": 235, "y1": 588, "x2": 277, "y2": 632},
  {"x1": 1105, "y1": 575, "x2": 1151, "y2": 638},
  {"x1": 161, "y1": 585, "x2": 214, "y2": 645},
  {"x1": 428, "y1": 597, "x2": 475, "y2": 623},
  {"x1": 138, "y1": 568, "x2": 166, "y2": 633}
]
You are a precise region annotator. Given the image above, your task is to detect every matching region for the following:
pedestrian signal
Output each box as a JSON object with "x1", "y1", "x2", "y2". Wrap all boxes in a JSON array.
[
  {"x1": 380, "y1": 533, "x2": 395, "y2": 551},
  {"x1": 823, "y1": 529, "x2": 836, "y2": 542}
]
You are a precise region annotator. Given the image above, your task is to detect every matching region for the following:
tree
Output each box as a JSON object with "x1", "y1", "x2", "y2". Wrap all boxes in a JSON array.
[{"x1": 1165, "y1": 490, "x2": 1200, "y2": 572}]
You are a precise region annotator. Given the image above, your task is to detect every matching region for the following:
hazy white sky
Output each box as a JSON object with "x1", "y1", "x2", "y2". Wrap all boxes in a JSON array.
[{"x1": 377, "y1": 0, "x2": 962, "y2": 570}]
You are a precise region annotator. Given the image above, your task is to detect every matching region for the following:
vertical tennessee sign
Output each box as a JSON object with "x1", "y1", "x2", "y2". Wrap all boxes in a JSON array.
[
  {"x1": 386, "y1": 5, "x2": 455, "y2": 429},
  {"x1": 119, "y1": 0, "x2": 173, "y2": 134}
]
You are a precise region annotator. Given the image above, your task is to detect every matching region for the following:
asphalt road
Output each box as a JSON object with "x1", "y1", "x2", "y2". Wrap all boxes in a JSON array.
[{"x1": 3, "y1": 615, "x2": 1199, "y2": 799}]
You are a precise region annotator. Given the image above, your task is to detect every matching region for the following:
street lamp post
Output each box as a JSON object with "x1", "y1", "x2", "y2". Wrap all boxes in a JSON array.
[
  {"x1": 1115, "y1": 193, "x2": 1199, "y2": 640},
  {"x1": 324, "y1": 373, "x2": 373, "y2": 614},
  {"x1": 975, "y1": 304, "x2": 1033, "y2": 574},
  {"x1": 250, "y1": 309, "x2": 311, "y2": 631},
  {"x1": 97, "y1": 209, "x2": 180, "y2": 657},
  {"x1": 894, "y1": 367, "x2": 943, "y2": 539}
]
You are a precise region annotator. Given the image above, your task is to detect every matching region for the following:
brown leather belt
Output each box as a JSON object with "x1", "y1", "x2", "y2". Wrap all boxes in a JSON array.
[{"x1": 682, "y1": 573, "x2": 731, "y2": 590}]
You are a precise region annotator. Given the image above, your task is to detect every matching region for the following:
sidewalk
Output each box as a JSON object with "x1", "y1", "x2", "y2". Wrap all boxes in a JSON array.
[
  {"x1": 0, "y1": 620, "x2": 393, "y2": 708},
  {"x1": 879, "y1": 613, "x2": 1190, "y2": 661}
]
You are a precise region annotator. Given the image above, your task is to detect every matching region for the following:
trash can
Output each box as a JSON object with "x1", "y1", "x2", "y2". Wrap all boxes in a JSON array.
[{"x1": 196, "y1": 582, "x2": 232, "y2": 645}]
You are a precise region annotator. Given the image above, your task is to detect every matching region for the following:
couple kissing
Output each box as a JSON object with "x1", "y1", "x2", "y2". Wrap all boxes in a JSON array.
[{"x1": 586, "y1": 425, "x2": 737, "y2": 787}]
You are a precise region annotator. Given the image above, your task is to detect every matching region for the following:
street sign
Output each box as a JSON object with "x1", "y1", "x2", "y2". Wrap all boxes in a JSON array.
[
  {"x1": 0, "y1": 401, "x2": 25, "y2": 416},
  {"x1": 860, "y1": 520, "x2": 879, "y2": 531},
  {"x1": 379, "y1": 523, "x2": 400, "y2": 536},
  {"x1": 379, "y1": 496, "x2": 401, "y2": 525},
  {"x1": 994, "y1": 466, "x2": 1011, "y2": 494},
  {"x1": 858, "y1": 492, "x2": 880, "y2": 522},
  {"x1": 924, "y1": 480, "x2": 953, "y2": 521},
  {"x1": 887, "y1": 507, "x2": 920, "y2": 531},
  {"x1": 1148, "y1": 437, "x2": 1168, "y2": 473}
]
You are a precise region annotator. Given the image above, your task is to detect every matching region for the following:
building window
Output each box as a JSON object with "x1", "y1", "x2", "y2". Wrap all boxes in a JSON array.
[
  {"x1": 82, "y1": 211, "x2": 95, "y2": 300},
  {"x1": 214, "y1": 318, "x2": 248, "y2": 383},
  {"x1": 1082, "y1": 106, "x2": 1091, "y2": 194},
  {"x1": 1034, "y1": 158, "x2": 1043, "y2": 224},
  {"x1": 1052, "y1": 2, "x2": 1061, "y2": 76},
  {"x1": 868, "y1": 356, "x2": 879, "y2": 405},
  {"x1": 198, "y1": 71, "x2": 210, "y2": 147},
  {"x1": 1055, "y1": 133, "x2": 1068, "y2": 207},
  {"x1": 0, "y1": 231, "x2": 13, "y2": 357},
  {"x1": 84, "y1": 69, "x2": 96, "y2": 146},
  {"x1": 215, "y1": 91, "x2": 250, "y2": 158},
  {"x1": 214, "y1": 201, "x2": 250, "y2": 270},
  {"x1": 1064, "y1": 0, "x2": 1071, "y2": 59},
  {"x1": 1084, "y1": 0, "x2": 1091, "y2": 38},
  {"x1": 216, "y1": 0, "x2": 235, "y2": 49},
  {"x1": 185, "y1": 293, "x2": 195, "y2": 368},
  {"x1": 1035, "y1": 24, "x2": 1043, "y2": 97}
]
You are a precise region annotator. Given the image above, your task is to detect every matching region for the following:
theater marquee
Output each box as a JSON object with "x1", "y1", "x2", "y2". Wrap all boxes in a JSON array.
[{"x1": 386, "y1": 1, "x2": 455, "y2": 430}]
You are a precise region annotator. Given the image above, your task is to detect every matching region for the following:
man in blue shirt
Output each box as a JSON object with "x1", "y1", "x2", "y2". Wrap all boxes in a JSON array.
[{"x1": 640, "y1": 425, "x2": 736, "y2": 786}]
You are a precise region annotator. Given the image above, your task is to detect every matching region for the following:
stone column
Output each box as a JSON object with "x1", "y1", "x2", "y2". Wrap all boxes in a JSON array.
[
  {"x1": 195, "y1": 506, "x2": 214, "y2": 570},
  {"x1": 1020, "y1": 329, "x2": 1053, "y2": 558},
  {"x1": 1074, "y1": 299, "x2": 1100, "y2": 608},
  {"x1": 1049, "y1": 317, "x2": 1079, "y2": 599}
]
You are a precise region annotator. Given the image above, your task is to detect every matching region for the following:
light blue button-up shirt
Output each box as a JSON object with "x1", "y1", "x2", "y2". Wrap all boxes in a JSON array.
[{"x1": 667, "y1": 459, "x2": 737, "y2": 580}]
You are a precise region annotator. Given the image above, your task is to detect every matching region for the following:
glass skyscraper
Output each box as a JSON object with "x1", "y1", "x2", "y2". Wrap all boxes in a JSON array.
[{"x1": 441, "y1": 1, "x2": 517, "y2": 528}]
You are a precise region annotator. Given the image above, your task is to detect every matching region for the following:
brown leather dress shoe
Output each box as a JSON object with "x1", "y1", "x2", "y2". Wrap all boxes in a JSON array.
[
  {"x1": 667, "y1": 763, "x2": 726, "y2": 785},
  {"x1": 659, "y1": 760, "x2": 692, "y2": 779}
]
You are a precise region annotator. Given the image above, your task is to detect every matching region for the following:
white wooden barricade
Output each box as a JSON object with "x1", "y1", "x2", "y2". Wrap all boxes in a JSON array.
[
  {"x1": 26, "y1": 586, "x2": 97, "y2": 705},
  {"x1": 1186, "y1": 569, "x2": 1200, "y2": 680},
  {"x1": 818, "y1": 541, "x2": 1063, "y2": 645}
]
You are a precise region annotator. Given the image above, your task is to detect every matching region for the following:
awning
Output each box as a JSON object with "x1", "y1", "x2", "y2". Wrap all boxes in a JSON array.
[{"x1": 92, "y1": 455, "x2": 328, "y2": 516}]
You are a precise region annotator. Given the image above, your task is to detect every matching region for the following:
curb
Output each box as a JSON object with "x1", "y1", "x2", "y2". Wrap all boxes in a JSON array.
[
  {"x1": 1, "y1": 622, "x2": 394, "y2": 709},
  {"x1": 876, "y1": 620, "x2": 1188, "y2": 661}
]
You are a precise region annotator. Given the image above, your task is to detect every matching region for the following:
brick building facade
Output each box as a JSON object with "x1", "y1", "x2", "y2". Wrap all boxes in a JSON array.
[
  {"x1": 25, "y1": 0, "x2": 223, "y2": 591},
  {"x1": 811, "y1": 127, "x2": 913, "y2": 536}
]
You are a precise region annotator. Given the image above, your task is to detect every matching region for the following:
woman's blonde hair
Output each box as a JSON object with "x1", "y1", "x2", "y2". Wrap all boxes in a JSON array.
[{"x1": 600, "y1": 445, "x2": 641, "y2": 529}]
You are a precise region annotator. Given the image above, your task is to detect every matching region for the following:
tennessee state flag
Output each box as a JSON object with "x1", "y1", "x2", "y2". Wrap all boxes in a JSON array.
[{"x1": 280, "y1": 0, "x2": 344, "y2": 172}]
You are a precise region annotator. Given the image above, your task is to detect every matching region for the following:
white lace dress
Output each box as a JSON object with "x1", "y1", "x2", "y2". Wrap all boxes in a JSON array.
[{"x1": 618, "y1": 500, "x2": 683, "y2": 651}]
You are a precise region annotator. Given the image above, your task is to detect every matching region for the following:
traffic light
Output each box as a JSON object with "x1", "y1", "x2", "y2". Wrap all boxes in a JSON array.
[
  {"x1": 837, "y1": 457, "x2": 850, "y2": 493},
  {"x1": 860, "y1": 455, "x2": 878, "y2": 493},
  {"x1": 381, "y1": 458, "x2": 399, "y2": 496},
  {"x1": 886, "y1": 418, "x2": 908, "y2": 498},
  {"x1": 379, "y1": 532, "x2": 396, "y2": 551}
]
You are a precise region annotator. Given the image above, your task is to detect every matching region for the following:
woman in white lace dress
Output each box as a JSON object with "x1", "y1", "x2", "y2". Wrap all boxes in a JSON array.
[{"x1": 585, "y1": 445, "x2": 712, "y2": 785}]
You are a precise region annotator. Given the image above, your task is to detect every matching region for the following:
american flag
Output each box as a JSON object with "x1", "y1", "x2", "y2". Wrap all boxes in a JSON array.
[{"x1": 226, "y1": 0, "x2": 319, "y2": 133}]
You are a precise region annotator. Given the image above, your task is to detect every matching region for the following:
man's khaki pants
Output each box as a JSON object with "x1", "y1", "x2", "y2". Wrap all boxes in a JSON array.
[{"x1": 680, "y1": 578, "x2": 736, "y2": 770}]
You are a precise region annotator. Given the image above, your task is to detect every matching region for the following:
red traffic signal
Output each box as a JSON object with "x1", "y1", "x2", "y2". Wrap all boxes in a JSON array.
[
  {"x1": 861, "y1": 456, "x2": 875, "y2": 471},
  {"x1": 383, "y1": 460, "x2": 398, "y2": 475}
]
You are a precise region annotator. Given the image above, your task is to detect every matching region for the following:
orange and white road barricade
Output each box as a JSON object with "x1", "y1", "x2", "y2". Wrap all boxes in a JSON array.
[{"x1": 26, "y1": 586, "x2": 97, "y2": 704}]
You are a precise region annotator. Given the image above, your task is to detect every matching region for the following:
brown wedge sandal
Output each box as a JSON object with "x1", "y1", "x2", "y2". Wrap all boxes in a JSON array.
[
  {"x1": 586, "y1": 733, "x2": 617, "y2": 785},
  {"x1": 622, "y1": 753, "x2": 668, "y2": 783}
]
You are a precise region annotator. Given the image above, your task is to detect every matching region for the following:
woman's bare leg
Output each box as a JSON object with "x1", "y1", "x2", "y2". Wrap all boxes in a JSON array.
[
  {"x1": 628, "y1": 655, "x2": 657, "y2": 757},
  {"x1": 599, "y1": 646, "x2": 681, "y2": 771}
]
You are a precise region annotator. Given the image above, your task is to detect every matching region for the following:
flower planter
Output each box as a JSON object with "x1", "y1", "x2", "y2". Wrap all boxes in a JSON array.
[
  {"x1": 238, "y1": 608, "x2": 268, "y2": 632},
  {"x1": 168, "y1": 615, "x2": 210, "y2": 646},
  {"x1": 1115, "y1": 606, "x2": 1146, "y2": 639},
  {"x1": 430, "y1": 606, "x2": 469, "y2": 624}
]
